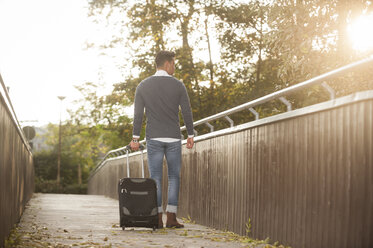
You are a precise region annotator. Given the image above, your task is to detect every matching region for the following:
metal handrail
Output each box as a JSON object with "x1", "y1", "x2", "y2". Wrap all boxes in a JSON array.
[
  {"x1": 89, "y1": 55, "x2": 373, "y2": 179},
  {"x1": 180, "y1": 54, "x2": 373, "y2": 131}
]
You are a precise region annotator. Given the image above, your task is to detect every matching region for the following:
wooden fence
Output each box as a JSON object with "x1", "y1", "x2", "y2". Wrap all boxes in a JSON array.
[
  {"x1": 88, "y1": 91, "x2": 373, "y2": 248},
  {"x1": 0, "y1": 74, "x2": 34, "y2": 247}
]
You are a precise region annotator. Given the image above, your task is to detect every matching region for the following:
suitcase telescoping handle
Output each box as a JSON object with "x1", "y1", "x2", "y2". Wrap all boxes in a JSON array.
[{"x1": 125, "y1": 144, "x2": 145, "y2": 178}]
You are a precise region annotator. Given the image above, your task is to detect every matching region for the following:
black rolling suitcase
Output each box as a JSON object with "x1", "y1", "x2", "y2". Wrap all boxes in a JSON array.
[{"x1": 118, "y1": 145, "x2": 159, "y2": 230}]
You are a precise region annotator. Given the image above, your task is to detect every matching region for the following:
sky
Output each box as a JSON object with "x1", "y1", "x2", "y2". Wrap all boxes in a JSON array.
[
  {"x1": 0, "y1": 0, "x2": 125, "y2": 126},
  {"x1": 0, "y1": 0, "x2": 221, "y2": 127}
]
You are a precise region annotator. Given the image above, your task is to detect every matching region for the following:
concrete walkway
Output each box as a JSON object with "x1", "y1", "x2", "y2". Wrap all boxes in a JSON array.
[{"x1": 6, "y1": 194, "x2": 277, "y2": 248}]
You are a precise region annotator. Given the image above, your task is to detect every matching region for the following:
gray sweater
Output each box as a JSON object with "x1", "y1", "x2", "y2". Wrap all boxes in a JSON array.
[{"x1": 132, "y1": 76, "x2": 194, "y2": 140}]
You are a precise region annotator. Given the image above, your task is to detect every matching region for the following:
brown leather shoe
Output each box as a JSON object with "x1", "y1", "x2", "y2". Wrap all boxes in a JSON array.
[
  {"x1": 166, "y1": 212, "x2": 184, "y2": 228},
  {"x1": 158, "y1": 213, "x2": 163, "y2": 229}
]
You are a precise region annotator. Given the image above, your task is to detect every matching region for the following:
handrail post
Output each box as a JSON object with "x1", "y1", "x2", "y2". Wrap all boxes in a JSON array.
[
  {"x1": 225, "y1": 116, "x2": 234, "y2": 127},
  {"x1": 321, "y1": 82, "x2": 336, "y2": 100},
  {"x1": 279, "y1": 97, "x2": 292, "y2": 111},
  {"x1": 248, "y1": 107, "x2": 259, "y2": 120},
  {"x1": 206, "y1": 122, "x2": 214, "y2": 132}
]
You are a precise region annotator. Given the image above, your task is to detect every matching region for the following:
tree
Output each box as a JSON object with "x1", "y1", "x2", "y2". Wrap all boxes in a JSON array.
[
  {"x1": 68, "y1": 82, "x2": 134, "y2": 151},
  {"x1": 86, "y1": 0, "x2": 373, "y2": 137},
  {"x1": 33, "y1": 124, "x2": 91, "y2": 193}
]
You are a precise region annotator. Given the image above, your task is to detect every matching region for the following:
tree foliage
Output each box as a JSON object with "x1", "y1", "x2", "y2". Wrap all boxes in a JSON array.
[{"x1": 58, "y1": 0, "x2": 373, "y2": 177}]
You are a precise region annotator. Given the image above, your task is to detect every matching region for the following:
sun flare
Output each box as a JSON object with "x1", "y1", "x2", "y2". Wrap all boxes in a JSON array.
[{"x1": 348, "y1": 14, "x2": 373, "y2": 52}]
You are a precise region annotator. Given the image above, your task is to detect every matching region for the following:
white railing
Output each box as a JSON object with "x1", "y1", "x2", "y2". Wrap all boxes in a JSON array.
[{"x1": 89, "y1": 54, "x2": 373, "y2": 179}]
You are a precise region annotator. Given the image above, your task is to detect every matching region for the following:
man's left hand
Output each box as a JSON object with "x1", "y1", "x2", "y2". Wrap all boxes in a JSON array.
[{"x1": 130, "y1": 139, "x2": 140, "y2": 151}]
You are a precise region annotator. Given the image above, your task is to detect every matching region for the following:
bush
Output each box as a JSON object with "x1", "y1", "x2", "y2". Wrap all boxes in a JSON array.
[
  {"x1": 35, "y1": 178, "x2": 87, "y2": 194},
  {"x1": 64, "y1": 183, "x2": 88, "y2": 194}
]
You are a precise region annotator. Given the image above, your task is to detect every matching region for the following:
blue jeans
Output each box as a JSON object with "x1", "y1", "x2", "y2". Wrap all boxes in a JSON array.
[{"x1": 146, "y1": 139, "x2": 182, "y2": 213}]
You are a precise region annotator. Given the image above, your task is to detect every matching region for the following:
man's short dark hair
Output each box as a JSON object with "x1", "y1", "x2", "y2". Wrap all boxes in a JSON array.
[{"x1": 155, "y1": 51, "x2": 175, "y2": 68}]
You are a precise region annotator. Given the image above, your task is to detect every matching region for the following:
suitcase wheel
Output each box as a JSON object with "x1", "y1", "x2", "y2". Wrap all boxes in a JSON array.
[
  {"x1": 153, "y1": 226, "x2": 157, "y2": 231},
  {"x1": 122, "y1": 226, "x2": 125, "y2": 231}
]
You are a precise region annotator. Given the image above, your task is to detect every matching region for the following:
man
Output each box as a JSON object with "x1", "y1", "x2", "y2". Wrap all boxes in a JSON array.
[{"x1": 130, "y1": 50, "x2": 194, "y2": 229}]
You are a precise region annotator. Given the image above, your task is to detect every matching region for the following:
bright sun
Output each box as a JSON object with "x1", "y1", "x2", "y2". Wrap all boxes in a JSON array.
[{"x1": 348, "y1": 14, "x2": 373, "y2": 52}]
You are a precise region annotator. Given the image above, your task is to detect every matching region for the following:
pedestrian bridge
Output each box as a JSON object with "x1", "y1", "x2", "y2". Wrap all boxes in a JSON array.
[{"x1": 1, "y1": 57, "x2": 373, "y2": 248}]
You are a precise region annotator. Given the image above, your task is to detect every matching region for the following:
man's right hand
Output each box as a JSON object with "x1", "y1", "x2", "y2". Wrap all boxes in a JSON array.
[
  {"x1": 186, "y1": 137, "x2": 194, "y2": 149},
  {"x1": 130, "y1": 139, "x2": 140, "y2": 151}
]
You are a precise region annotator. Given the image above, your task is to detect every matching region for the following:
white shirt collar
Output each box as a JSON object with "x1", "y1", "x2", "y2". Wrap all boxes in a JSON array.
[{"x1": 154, "y1": 70, "x2": 171, "y2": 77}]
